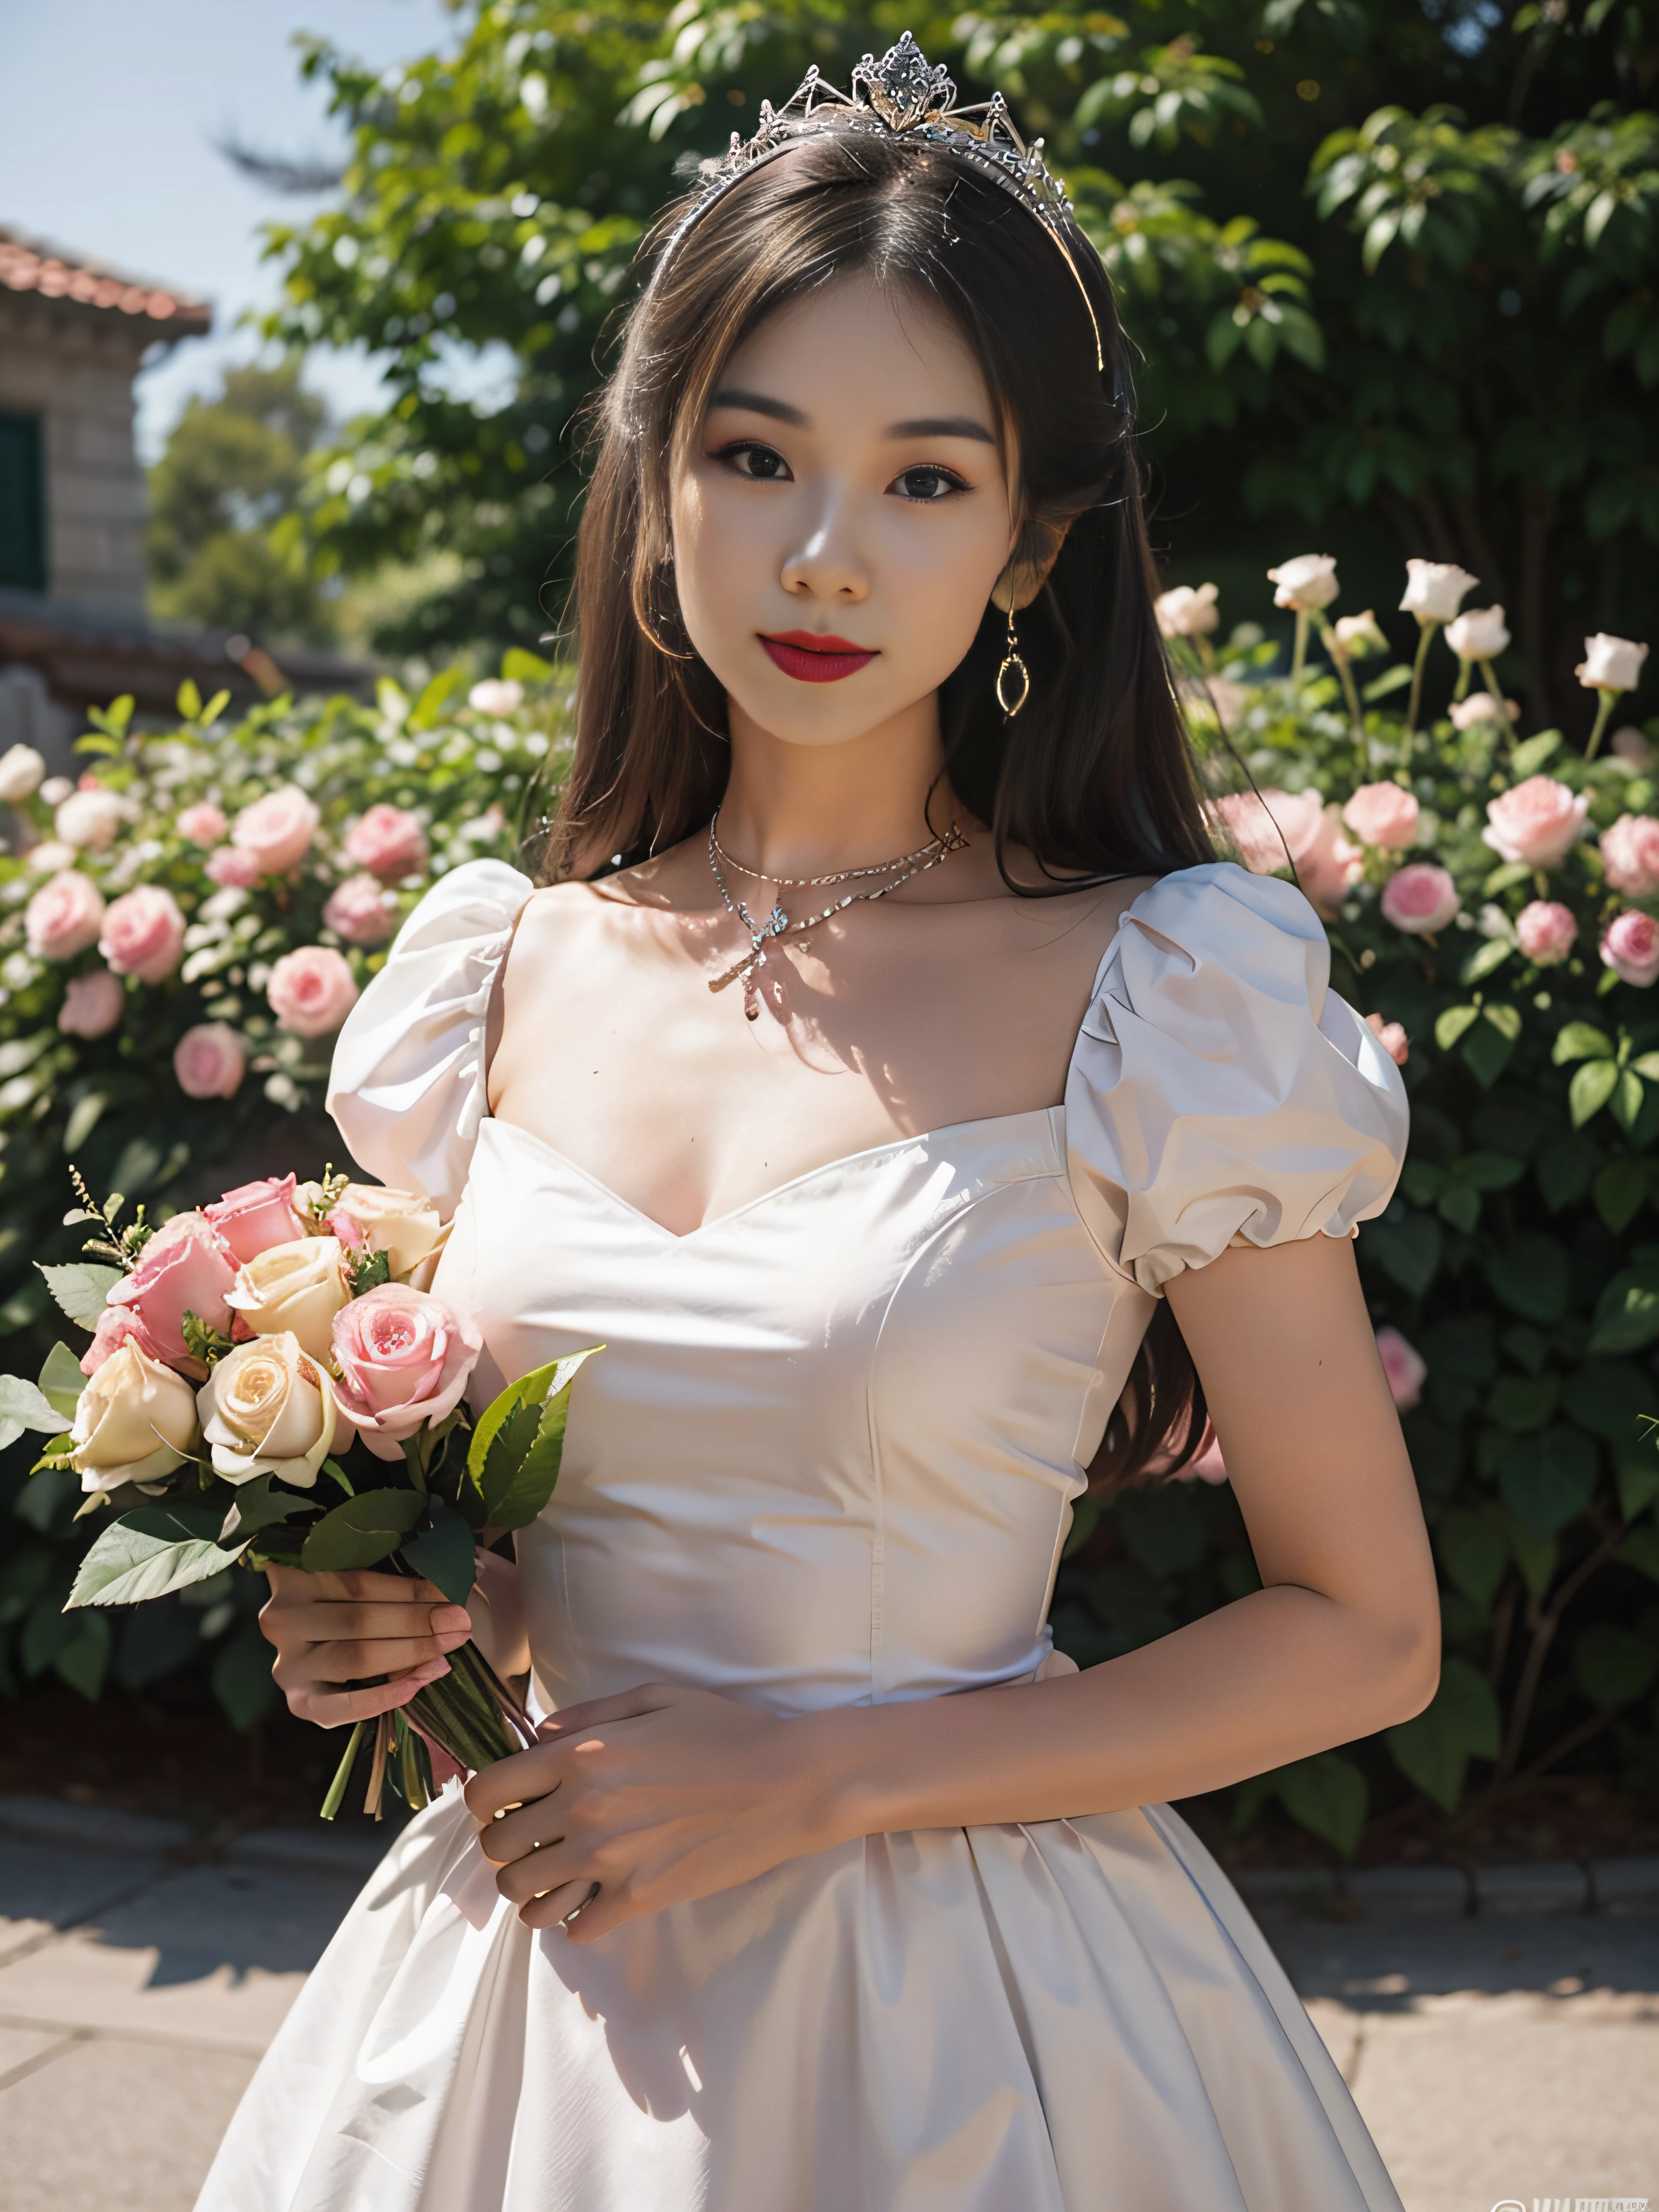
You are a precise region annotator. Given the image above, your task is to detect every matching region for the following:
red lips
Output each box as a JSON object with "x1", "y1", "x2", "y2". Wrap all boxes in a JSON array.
[{"x1": 760, "y1": 630, "x2": 878, "y2": 683}]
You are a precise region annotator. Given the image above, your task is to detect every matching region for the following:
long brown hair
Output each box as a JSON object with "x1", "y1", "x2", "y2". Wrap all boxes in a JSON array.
[{"x1": 539, "y1": 128, "x2": 1213, "y2": 1487}]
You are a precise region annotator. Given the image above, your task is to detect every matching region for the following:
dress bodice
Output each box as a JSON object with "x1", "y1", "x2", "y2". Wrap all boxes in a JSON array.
[{"x1": 327, "y1": 858, "x2": 1407, "y2": 1717}]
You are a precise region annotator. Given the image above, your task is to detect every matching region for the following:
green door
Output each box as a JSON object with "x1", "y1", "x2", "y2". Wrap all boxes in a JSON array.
[{"x1": 0, "y1": 412, "x2": 46, "y2": 591}]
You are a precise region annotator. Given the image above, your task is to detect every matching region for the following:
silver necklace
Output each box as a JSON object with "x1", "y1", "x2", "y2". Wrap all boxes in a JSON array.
[{"x1": 706, "y1": 809, "x2": 967, "y2": 1021}]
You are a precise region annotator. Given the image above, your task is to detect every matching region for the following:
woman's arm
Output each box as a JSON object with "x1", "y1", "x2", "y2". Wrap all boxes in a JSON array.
[{"x1": 468, "y1": 1233, "x2": 1440, "y2": 1940}]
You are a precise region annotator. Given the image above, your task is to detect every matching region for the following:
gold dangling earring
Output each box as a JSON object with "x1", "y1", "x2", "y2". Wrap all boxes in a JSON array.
[{"x1": 996, "y1": 604, "x2": 1031, "y2": 718}]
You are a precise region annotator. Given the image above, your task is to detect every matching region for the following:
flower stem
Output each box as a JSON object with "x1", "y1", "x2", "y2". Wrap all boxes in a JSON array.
[
  {"x1": 1318, "y1": 616, "x2": 1366, "y2": 750},
  {"x1": 1453, "y1": 656, "x2": 1472, "y2": 704},
  {"x1": 1290, "y1": 608, "x2": 1309, "y2": 685},
  {"x1": 1586, "y1": 686, "x2": 1620, "y2": 762},
  {"x1": 1404, "y1": 621, "x2": 1436, "y2": 747},
  {"x1": 320, "y1": 1720, "x2": 367, "y2": 1822}
]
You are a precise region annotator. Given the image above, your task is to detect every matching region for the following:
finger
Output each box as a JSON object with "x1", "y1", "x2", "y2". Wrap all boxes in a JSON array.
[
  {"x1": 518, "y1": 1879, "x2": 597, "y2": 1930},
  {"x1": 533, "y1": 1683, "x2": 681, "y2": 1738},
  {"x1": 306, "y1": 1569, "x2": 451, "y2": 1606},
  {"x1": 463, "y1": 1740, "x2": 564, "y2": 1823},
  {"x1": 555, "y1": 1882, "x2": 635, "y2": 1945},
  {"x1": 495, "y1": 1835, "x2": 590, "y2": 1903},
  {"x1": 477, "y1": 1791, "x2": 574, "y2": 1867},
  {"x1": 287, "y1": 1660, "x2": 451, "y2": 1729},
  {"x1": 311, "y1": 1633, "x2": 471, "y2": 1683}
]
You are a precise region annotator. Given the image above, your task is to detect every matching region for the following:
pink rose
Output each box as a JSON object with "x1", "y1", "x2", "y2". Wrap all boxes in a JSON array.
[
  {"x1": 331, "y1": 1283, "x2": 482, "y2": 1460},
  {"x1": 1212, "y1": 789, "x2": 1361, "y2": 914},
  {"x1": 58, "y1": 967, "x2": 124, "y2": 1039},
  {"x1": 176, "y1": 802, "x2": 227, "y2": 847},
  {"x1": 1342, "y1": 782, "x2": 1420, "y2": 851},
  {"x1": 343, "y1": 804, "x2": 427, "y2": 882},
  {"x1": 267, "y1": 945, "x2": 360, "y2": 1037},
  {"x1": 174, "y1": 1023, "x2": 246, "y2": 1101},
  {"x1": 323, "y1": 872, "x2": 398, "y2": 946},
  {"x1": 1515, "y1": 900, "x2": 1578, "y2": 966},
  {"x1": 1601, "y1": 909, "x2": 1659, "y2": 988},
  {"x1": 1374, "y1": 1326, "x2": 1426, "y2": 1412},
  {"x1": 205, "y1": 845, "x2": 260, "y2": 890},
  {"x1": 204, "y1": 1173, "x2": 307, "y2": 1263},
  {"x1": 1481, "y1": 775, "x2": 1588, "y2": 868},
  {"x1": 106, "y1": 1210, "x2": 237, "y2": 1370},
  {"x1": 78, "y1": 1301, "x2": 163, "y2": 1379},
  {"x1": 98, "y1": 885, "x2": 186, "y2": 984},
  {"x1": 1364, "y1": 1011, "x2": 1410, "y2": 1066},
  {"x1": 25, "y1": 869, "x2": 106, "y2": 960},
  {"x1": 1600, "y1": 813, "x2": 1659, "y2": 898},
  {"x1": 1380, "y1": 862, "x2": 1460, "y2": 935},
  {"x1": 231, "y1": 786, "x2": 320, "y2": 876}
]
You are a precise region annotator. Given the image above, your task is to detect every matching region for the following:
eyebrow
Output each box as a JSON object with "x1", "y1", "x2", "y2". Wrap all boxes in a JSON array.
[{"x1": 706, "y1": 388, "x2": 996, "y2": 446}]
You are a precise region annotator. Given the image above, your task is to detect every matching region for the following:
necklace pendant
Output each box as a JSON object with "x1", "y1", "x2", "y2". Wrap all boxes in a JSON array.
[
  {"x1": 743, "y1": 977, "x2": 761, "y2": 1022},
  {"x1": 767, "y1": 905, "x2": 787, "y2": 936}
]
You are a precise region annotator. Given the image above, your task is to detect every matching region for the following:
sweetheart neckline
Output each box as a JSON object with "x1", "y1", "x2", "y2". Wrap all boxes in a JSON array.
[{"x1": 479, "y1": 1105, "x2": 1065, "y2": 1244}]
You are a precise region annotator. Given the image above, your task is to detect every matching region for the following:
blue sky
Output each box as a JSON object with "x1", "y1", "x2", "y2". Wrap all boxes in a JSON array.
[{"x1": 0, "y1": 0, "x2": 454, "y2": 457}]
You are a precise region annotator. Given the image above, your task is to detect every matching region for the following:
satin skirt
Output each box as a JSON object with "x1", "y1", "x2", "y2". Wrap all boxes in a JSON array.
[{"x1": 194, "y1": 1786, "x2": 1400, "y2": 2211}]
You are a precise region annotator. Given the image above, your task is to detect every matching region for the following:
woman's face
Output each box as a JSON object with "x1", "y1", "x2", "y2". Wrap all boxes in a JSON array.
[{"x1": 670, "y1": 276, "x2": 1017, "y2": 751}]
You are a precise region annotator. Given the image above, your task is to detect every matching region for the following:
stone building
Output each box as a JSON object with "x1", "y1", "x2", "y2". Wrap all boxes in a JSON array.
[{"x1": 0, "y1": 225, "x2": 366, "y2": 765}]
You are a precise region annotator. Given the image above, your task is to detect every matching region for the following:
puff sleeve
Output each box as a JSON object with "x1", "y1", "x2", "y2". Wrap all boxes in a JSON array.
[
  {"x1": 326, "y1": 858, "x2": 535, "y2": 1215},
  {"x1": 1065, "y1": 862, "x2": 1408, "y2": 1294}
]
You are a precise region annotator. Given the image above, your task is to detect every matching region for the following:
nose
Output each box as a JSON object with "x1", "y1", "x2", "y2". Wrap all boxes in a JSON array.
[{"x1": 779, "y1": 485, "x2": 868, "y2": 604}]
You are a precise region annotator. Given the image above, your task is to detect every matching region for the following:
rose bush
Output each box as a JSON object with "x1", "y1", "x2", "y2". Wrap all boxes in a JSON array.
[
  {"x1": 1054, "y1": 552, "x2": 1659, "y2": 1859},
  {"x1": 0, "y1": 655, "x2": 569, "y2": 1724}
]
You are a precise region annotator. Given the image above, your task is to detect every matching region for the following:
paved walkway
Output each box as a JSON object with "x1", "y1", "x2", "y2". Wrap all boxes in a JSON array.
[{"x1": 1, "y1": 1795, "x2": 1655, "y2": 2211}]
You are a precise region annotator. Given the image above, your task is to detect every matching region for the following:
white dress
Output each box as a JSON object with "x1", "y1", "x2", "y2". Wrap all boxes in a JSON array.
[{"x1": 197, "y1": 858, "x2": 1410, "y2": 2212}]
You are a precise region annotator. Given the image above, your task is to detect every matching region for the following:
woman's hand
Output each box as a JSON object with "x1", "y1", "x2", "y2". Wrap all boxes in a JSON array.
[
  {"x1": 260, "y1": 1564, "x2": 474, "y2": 1729},
  {"x1": 464, "y1": 1683, "x2": 834, "y2": 1944}
]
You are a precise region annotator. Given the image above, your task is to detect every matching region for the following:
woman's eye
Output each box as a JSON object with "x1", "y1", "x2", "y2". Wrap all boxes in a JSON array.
[
  {"x1": 891, "y1": 466, "x2": 966, "y2": 503},
  {"x1": 718, "y1": 441, "x2": 791, "y2": 482}
]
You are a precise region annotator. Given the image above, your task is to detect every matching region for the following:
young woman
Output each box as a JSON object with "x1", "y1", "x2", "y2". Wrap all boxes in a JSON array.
[{"x1": 202, "y1": 41, "x2": 1433, "y2": 2211}]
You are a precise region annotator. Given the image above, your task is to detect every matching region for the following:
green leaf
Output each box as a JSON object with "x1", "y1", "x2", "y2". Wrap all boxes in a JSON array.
[
  {"x1": 1366, "y1": 1209, "x2": 1442, "y2": 1297},
  {"x1": 1594, "y1": 1158, "x2": 1649, "y2": 1233},
  {"x1": 1460, "y1": 938, "x2": 1512, "y2": 986},
  {"x1": 1510, "y1": 730, "x2": 1563, "y2": 778},
  {"x1": 1572, "y1": 1624, "x2": 1659, "y2": 1710},
  {"x1": 466, "y1": 1347, "x2": 602, "y2": 1530},
  {"x1": 1487, "y1": 1373, "x2": 1559, "y2": 1432},
  {"x1": 0, "y1": 1373, "x2": 70, "y2": 1437},
  {"x1": 68, "y1": 1506, "x2": 245, "y2": 1608},
  {"x1": 1435, "y1": 1512, "x2": 1508, "y2": 1615},
  {"x1": 1274, "y1": 1751, "x2": 1370, "y2": 1858},
  {"x1": 407, "y1": 666, "x2": 466, "y2": 731},
  {"x1": 1562, "y1": 1359, "x2": 1652, "y2": 1441},
  {"x1": 62, "y1": 1094, "x2": 108, "y2": 1152},
  {"x1": 1589, "y1": 1261, "x2": 1659, "y2": 1353},
  {"x1": 37, "y1": 1341, "x2": 85, "y2": 1420},
  {"x1": 210, "y1": 1617, "x2": 279, "y2": 1731},
  {"x1": 1385, "y1": 1656, "x2": 1501, "y2": 1814},
  {"x1": 1535, "y1": 1131, "x2": 1599, "y2": 1211},
  {"x1": 1438, "y1": 1178, "x2": 1481, "y2": 1233},
  {"x1": 301, "y1": 1488, "x2": 427, "y2": 1574},
  {"x1": 176, "y1": 678, "x2": 203, "y2": 721},
  {"x1": 1361, "y1": 663, "x2": 1413, "y2": 703},
  {"x1": 53, "y1": 1611, "x2": 112, "y2": 1701},
  {"x1": 1434, "y1": 1004, "x2": 1481, "y2": 1050},
  {"x1": 36, "y1": 1263, "x2": 123, "y2": 1330},
  {"x1": 1482, "y1": 860, "x2": 1536, "y2": 896},
  {"x1": 501, "y1": 647, "x2": 554, "y2": 686},
  {"x1": 1610, "y1": 1068, "x2": 1647, "y2": 1132},
  {"x1": 1483, "y1": 1234, "x2": 1568, "y2": 1326},
  {"x1": 1570, "y1": 1058, "x2": 1621, "y2": 1127},
  {"x1": 1499, "y1": 1426, "x2": 1599, "y2": 1535},
  {"x1": 400, "y1": 1496, "x2": 477, "y2": 1605},
  {"x1": 1459, "y1": 1151, "x2": 1526, "y2": 1192},
  {"x1": 218, "y1": 1476, "x2": 307, "y2": 1547},
  {"x1": 345, "y1": 1246, "x2": 392, "y2": 1297},
  {"x1": 1462, "y1": 1005, "x2": 1521, "y2": 1089},
  {"x1": 1553, "y1": 1021, "x2": 1616, "y2": 1064}
]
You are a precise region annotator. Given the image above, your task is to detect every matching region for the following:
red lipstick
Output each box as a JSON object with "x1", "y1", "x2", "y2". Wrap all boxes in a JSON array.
[{"x1": 760, "y1": 630, "x2": 877, "y2": 683}]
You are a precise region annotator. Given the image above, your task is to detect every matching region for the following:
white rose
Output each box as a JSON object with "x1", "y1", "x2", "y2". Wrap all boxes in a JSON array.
[
  {"x1": 1399, "y1": 559, "x2": 1479, "y2": 625},
  {"x1": 1154, "y1": 583, "x2": 1219, "y2": 639},
  {"x1": 70, "y1": 1343, "x2": 199, "y2": 1494},
  {"x1": 468, "y1": 678, "x2": 524, "y2": 716},
  {"x1": 196, "y1": 1333, "x2": 341, "y2": 1487},
  {"x1": 224, "y1": 1236, "x2": 353, "y2": 1362},
  {"x1": 27, "y1": 840, "x2": 78, "y2": 873},
  {"x1": 55, "y1": 787, "x2": 126, "y2": 850},
  {"x1": 1577, "y1": 633, "x2": 1649, "y2": 693},
  {"x1": 1445, "y1": 605, "x2": 1510, "y2": 660},
  {"x1": 325, "y1": 1184, "x2": 446, "y2": 1280},
  {"x1": 0, "y1": 744, "x2": 46, "y2": 803},
  {"x1": 38, "y1": 776, "x2": 74, "y2": 806},
  {"x1": 1332, "y1": 610, "x2": 1388, "y2": 658},
  {"x1": 1449, "y1": 692, "x2": 1516, "y2": 730},
  {"x1": 1266, "y1": 554, "x2": 1339, "y2": 612}
]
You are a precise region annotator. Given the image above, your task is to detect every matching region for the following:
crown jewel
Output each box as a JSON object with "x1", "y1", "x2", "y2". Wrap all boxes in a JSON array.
[{"x1": 653, "y1": 33, "x2": 1102, "y2": 370}]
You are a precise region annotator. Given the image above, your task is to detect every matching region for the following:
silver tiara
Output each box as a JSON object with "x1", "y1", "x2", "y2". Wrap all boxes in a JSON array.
[{"x1": 651, "y1": 32, "x2": 1103, "y2": 370}]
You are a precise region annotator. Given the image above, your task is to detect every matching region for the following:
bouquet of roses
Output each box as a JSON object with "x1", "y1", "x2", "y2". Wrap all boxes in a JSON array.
[{"x1": 0, "y1": 1168, "x2": 598, "y2": 1820}]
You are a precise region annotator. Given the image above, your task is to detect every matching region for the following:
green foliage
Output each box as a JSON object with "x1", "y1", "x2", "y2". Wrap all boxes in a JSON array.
[{"x1": 147, "y1": 361, "x2": 335, "y2": 645}]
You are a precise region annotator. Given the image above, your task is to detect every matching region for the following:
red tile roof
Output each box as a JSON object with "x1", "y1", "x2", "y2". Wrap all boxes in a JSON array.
[{"x1": 0, "y1": 226, "x2": 211, "y2": 334}]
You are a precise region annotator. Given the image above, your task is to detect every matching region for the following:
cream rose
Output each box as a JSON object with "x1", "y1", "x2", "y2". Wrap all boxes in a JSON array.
[
  {"x1": 224, "y1": 1235, "x2": 353, "y2": 1361},
  {"x1": 1154, "y1": 583, "x2": 1219, "y2": 639},
  {"x1": 1577, "y1": 633, "x2": 1649, "y2": 693},
  {"x1": 325, "y1": 1183, "x2": 446, "y2": 1280},
  {"x1": 1266, "y1": 554, "x2": 1339, "y2": 612},
  {"x1": 0, "y1": 744, "x2": 45, "y2": 803},
  {"x1": 1444, "y1": 605, "x2": 1510, "y2": 661},
  {"x1": 196, "y1": 1333, "x2": 341, "y2": 1487},
  {"x1": 70, "y1": 1341, "x2": 199, "y2": 1494},
  {"x1": 1332, "y1": 610, "x2": 1387, "y2": 658},
  {"x1": 1448, "y1": 692, "x2": 1514, "y2": 731},
  {"x1": 55, "y1": 786, "x2": 125, "y2": 851},
  {"x1": 1399, "y1": 560, "x2": 1478, "y2": 625},
  {"x1": 468, "y1": 677, "x2": 523, "y2": 716}
]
